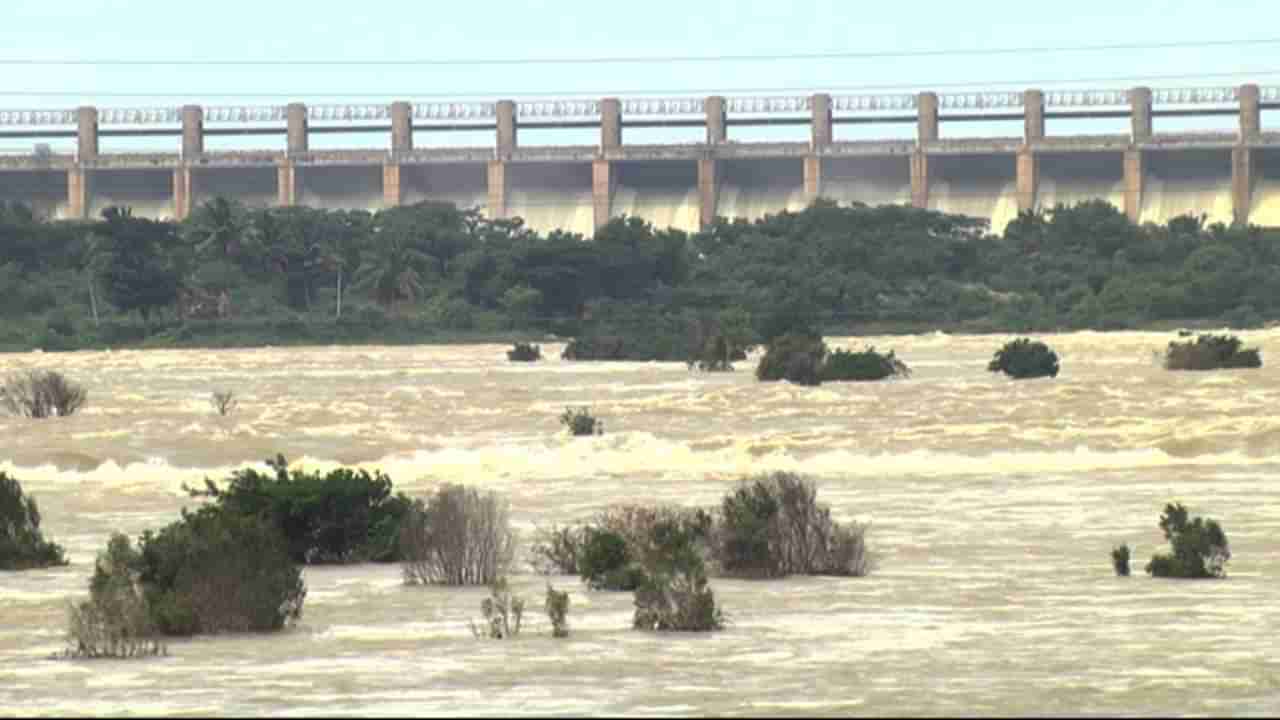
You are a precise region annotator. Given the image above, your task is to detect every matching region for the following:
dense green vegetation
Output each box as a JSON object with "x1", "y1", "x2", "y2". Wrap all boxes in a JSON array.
[
  {"x1": 1145, "y1": 502, "x2": 1231, "y2": 579},
  {"x1": 0, "y1": 472, "x2": 67, "y2": 570},
  {"x1": 187, "y1": 455, "x2": 412, "y2": 564},
  {"x1": 2, "y1": 198, "x2": 1277, "y2": 353},
  {"x1": 988, "y1": 338, "x2": 1060, "y2": 379},
  {"x1": 1163, "y1": 333, "x2": 1262, "y2": 370}
]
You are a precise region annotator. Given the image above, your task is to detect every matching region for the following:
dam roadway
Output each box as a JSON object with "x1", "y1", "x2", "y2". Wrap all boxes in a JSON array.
[{"x1": 1, "y1": 86, "x2": 1279, "y2": 233}]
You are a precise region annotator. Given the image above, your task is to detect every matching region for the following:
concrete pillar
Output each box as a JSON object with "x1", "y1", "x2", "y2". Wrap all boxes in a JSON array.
[
  {"x1": 487, "y1": 160, "x2": 508, "y2": 219},
  {"x1": 67, "y1": 169, "x2": 89, "y2": 219},
  {"x1": 705, "y1": 96, "x2": 726, "y2": 145},
  {"x1": 1016, "y1": 150, "x2": 1038, "y2": 213},
  {"x1": 1024, "y1": 89, "x2": 1045, "y2": 141},
  {"x1": 697, "y1": 157, "x2": 718, "y2": 227},
  {"x1": 601, "y1": 98, "x2": 622, "y2": 151},
  {"x1": 383, "y1": 163, "x2": 402, "y2": 208},
  {"x1": 181, "y1": 105, "x2": 203, "y2": 159},
  {"x1": 910, "y1": 152, "x2": 929, "y2": 208},
  {"x1": 391, "y1": 101, "x2": 413, "y2": 153},
  {"x1": 76, "y1": 106, "x2": 98, "y2": 162},
  {"x1": 592, "y1": 159, "x2": 614, "y2": 232},
  {"x1": 1123, "y1": 150, "x2": 1143, "y2": 223},
  {"x1": 277, "y1": 165, "x2": 297, "y2": 206},
  {"x1": 496, "y1": 100, "x2": 517, "y2": 157},
  {"x1": 811, "y1": 93, "x2": 832, "y2": 149},
  {"x1": 917, "y1": 92, "x2": 939, "y2": 143},
  {"x1": 287, "y1": 103, "x2": 308, "y2": 154},
  {"x1": 803, "y1": 155, "x2": 822, "y2": 203},
  {"x1": 1239, "y1": 83, "x2": 1261, "y2": 140},
  {"x1": 1232, "y1": 147, "x2": 1254, "y2": 225},
  {"x1": 173, "y1": 167, "x2": 193, "y2": 220},
  {"x1": 1129, "y1": 87, "x2": 1152, "y2": 142}
]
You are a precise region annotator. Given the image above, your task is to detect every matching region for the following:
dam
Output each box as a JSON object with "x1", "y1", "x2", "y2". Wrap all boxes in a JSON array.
[{"x1": 1, "y1": 85, "x2": 1279, "y2": 234}]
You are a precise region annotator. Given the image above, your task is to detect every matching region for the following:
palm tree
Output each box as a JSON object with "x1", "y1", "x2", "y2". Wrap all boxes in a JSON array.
[
  {"x1": 186, "y1": 197, "x2": 247, "y2": 260},
  {"x1": 351, "y1": 233, "x2": 432, "y2": 309}
]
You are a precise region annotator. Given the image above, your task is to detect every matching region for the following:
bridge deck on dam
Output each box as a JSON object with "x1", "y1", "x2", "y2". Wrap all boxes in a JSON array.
[{"x1": 1, "y1": 85, "x2": 1278, "y2": 233}]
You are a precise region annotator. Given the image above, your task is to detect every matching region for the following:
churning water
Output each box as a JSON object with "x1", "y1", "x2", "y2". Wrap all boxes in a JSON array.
[{"x1": 3, "y1": 331, "x2": 1280, "y2": 715}]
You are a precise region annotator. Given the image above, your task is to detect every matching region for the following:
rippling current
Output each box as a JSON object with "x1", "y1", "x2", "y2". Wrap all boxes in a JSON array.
[{"x1": 3, "y1": 331, "x2": 1280, "y2": 716}]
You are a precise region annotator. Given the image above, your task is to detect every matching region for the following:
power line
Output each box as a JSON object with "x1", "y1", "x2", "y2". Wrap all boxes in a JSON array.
[
  {"x1": 1, "y1": 69, "x2": 1279, "y2": 100},
  {"x1": 1, "y1": 37, "x2": 1277, "y2": 66}
]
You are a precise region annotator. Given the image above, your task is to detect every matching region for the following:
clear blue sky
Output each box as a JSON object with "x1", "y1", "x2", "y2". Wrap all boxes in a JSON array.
[{"x1": 2, "y1": 0, "x2": 1279, "y2": 149}]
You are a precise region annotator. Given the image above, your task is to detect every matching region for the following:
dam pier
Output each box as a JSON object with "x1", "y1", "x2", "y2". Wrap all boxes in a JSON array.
[{"x1": 1, "y1": 85, "x2": 1279, "y2": 233}]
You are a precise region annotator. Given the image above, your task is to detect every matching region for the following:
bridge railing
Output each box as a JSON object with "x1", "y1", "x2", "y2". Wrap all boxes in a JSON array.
[{"x1": 1, "y1": 85, "x2": 1277, "y2": 129}]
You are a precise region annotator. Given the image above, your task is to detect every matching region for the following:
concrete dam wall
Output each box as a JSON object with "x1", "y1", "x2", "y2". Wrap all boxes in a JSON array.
[{"x1": 1, "y1": 86, "x2": 1278, "y2": 233}]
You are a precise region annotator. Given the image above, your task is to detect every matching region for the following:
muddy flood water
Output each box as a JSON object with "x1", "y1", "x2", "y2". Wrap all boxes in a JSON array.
[{"x1": 2, "y1": 331, "x2": 1280, "y2": 716}]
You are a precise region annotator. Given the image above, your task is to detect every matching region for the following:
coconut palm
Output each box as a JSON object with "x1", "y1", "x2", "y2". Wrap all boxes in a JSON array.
[
  {"x1": 352, "y1": 233, "x2": 433, "y2": 309},
  {"x1": 186, "y1": 197, "x2": 248, "y2": 261}
]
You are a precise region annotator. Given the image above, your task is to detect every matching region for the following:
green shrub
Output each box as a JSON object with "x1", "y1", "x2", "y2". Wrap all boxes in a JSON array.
[
  {"x1": 133, "y1": 507, "x2": 306, "y2": 635},
  {"x1": 0, "y1": 472, "x2": 67, "y2": 570},
  {"x1": 560, "y1": 406, "x2": 602, "y2": 436},
  {"x1": 755, "y1": 332, "x2": 826, "y2": 386},
  {"x1": 507, "y1": 342, "x2": 542, "y2": 362},
  {"x1": 0, "y1": 370, "x2": 88, "y2": 418},
  {"x1": 1112, "y1": 543, "x2": 1131, "y2": 577},
  {"x1": 987, "y1": 338, "x2": 1060, "y2": 379},
  {"x1": 1163, "y1": 333, "x2": 1262, "y2": 371},
  {"x1": 187, "y1": 455, "x2": 411, "y2": 564},
  {"x1": 400, "y1": 484, "x2": 515, "y2": 586},
  {"x1": 1145, "y1": 502, "x2": 1230, "y2": 579},
  {"x1": 631, "y1": 509, "x2": 723, "y2": 632},
  {"x1": 714, "y1": 472, "x2": 873, "y2": 578},
  {"x1": 578, "y1": 528, "x2": 645, "y2": 591},
  {"x1": 545, "y1": 584, "x2": 570, "y2": 638},
  {"x1": 469, "y1": 577, "x2": 524, "y2": 639},
  {"x1": 820, "y1": 347, "x2": 911, "y2": 382},
  {"x1": 62, "y1": 534, "x2": 165, "y2": 659}
]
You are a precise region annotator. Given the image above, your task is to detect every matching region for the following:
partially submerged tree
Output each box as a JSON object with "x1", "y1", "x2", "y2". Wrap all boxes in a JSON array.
[
  {"x1": 1145, "y1": 502, "x2": 1230, "y2": 579},
  {"x1": 0, "y1": 370, "x2": 87, "y2": 418},
  {"x1": 988, "y1": 338, "x2": 1060, "y2": 379},
  {"x1": 0, "y1": 472, "x2": 67, "y2": 570},
  {"x1": 1163, "y1": 333, "x2": 1262, "y2": 371},
  {"x1": 400, "y1": 484, "x2": 514, "y2": 586}
]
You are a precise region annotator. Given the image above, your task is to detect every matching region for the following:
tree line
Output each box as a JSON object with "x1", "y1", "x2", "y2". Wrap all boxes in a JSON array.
[{"x1": 0, "y1": 197, "x2": 1276, "y2": 351}]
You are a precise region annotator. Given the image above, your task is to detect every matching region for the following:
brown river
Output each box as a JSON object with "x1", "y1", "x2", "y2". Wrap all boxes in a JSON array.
[{"x1": 2, "y1": 331, "x2": 1280, "y2": 716}]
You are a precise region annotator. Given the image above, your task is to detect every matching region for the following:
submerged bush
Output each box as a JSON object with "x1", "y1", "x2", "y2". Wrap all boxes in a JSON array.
[
  {"x1": 578, "y1": 527, "x2": 645, "y2": 591},
  {"x1": 560, "y1": 406, "x2": 603, "y2": 436},
  {"x1": 820, "y1": 347, "x2": 911, "y2": 382},
  {"x1": 987, "y1": 338, "x2": 1060, "y2": 379},
  {"x1": 561, "y1": 334, "x2": 630, "y2": 361},
  {"x1": 132, "y1": 507, "x2": 306, "y2": 635},
  {"x1": 187, "y1": 455, "x2": 411, "y2": 564},
  {"x1": 209, "y1": 390, "x2": 237, "y2": 416},
  {"x1": 1163, "y1": 333, "x2": 1262, "y2": 371},
  {"x1": 507, "y1": 342, "x2": 542, "y2": 362},
  {"x1": 631, "y1": 509, "x2": 723, "y2": 632},
  {"x1": 1112, "y1": 543, "x2": 1131, "y2": 577},
  {"x1": 469, "y1": 577, "x2": 525, "y2": 640},
  {"x1": 0, "y1": 472, "x2": 67, "y2": 570},
  {"x1": 63, "y1": 534, "x2": 165, "y2": 659},
  {"x1": 1145, "y1": 502, "x2": 1230, "y2": 579},
  {"x1": 529, "y1": 523, "x2": 584, "y2": 575},
  {"x1": 545, "y1": 584, "x2": 571, "y2": 638},
  {"x1": 715, "y1": 472, "x2": 874, "y2": 578},
  {"x1": 0, "y1": 370, "x2": 87, "y2": 418},
  {"x1": 755, "y1": 332, "x2": 826, "y2": 386},
  {"x1": 400, "y1": 484, "x2": 515, "y2": 586}
]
